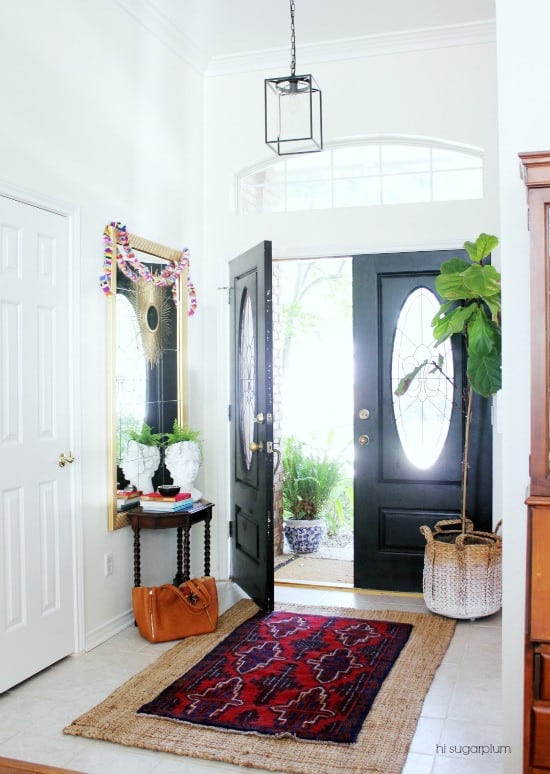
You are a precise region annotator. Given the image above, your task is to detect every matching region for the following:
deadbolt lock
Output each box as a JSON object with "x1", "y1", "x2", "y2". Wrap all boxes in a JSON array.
[
  {"x1": 358, "y1": 434, "x2": 370, "y2": 446},
  {"x1": 359, "y1": 409, "x2": 370, "y2": 420},
  {"x1": 254, "y1": 412, "x2": 273, "y2": 425}
]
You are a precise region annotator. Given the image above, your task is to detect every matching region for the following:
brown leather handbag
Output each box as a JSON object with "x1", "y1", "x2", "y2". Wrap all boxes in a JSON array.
[{"x1": 131, "y1": 576, "x2": 218, "y2": 643}]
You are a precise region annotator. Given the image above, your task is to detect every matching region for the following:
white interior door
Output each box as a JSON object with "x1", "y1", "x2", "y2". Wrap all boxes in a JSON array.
[{"x1": 0, "y1": 195, "x2": 77, "y2": 692}]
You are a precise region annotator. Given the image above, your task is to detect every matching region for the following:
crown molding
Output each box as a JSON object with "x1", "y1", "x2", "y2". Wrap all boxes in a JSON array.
[
  {"x1": 112, "y1": 0, "x2": 210, "y2": 73},
  {"x1": 206, "y1": 21, "x2": 496, "y2": 76},
  {"x1": 111, "y1": 2, "x2": 496, "y2": 78}
]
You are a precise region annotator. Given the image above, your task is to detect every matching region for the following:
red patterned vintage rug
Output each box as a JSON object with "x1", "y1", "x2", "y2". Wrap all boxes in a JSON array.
[
  {"x1": 64, "y1": 600, "x2": 456, "y2": 774},
  {"x1": 137, "y1": 610, "x2": 412, "y2": 743}
]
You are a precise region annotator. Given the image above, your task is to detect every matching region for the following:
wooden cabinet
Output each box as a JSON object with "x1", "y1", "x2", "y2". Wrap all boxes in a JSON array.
[
  {"x1": 531, "y1": 508, "x2": 550, "y2": 642},
  {"x1": 536, "y1": 645, "x2": 550, "y2": 701},
  {"x1": 521, "y1": 151, "x2": 550, "y2": 772}
]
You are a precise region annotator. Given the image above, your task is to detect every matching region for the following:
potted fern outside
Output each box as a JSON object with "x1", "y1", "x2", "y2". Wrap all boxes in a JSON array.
[
  {"x1": 282, "y1": 437, "x2": 342, "y2": 553},
  {"x1": 395, "y1": 233, "x2": 502, "y2": 619}
]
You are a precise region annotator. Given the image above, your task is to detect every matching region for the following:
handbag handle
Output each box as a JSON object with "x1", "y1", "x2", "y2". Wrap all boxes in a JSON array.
[
  {"x1": 183, "y1": 578, "x2": 211, "y2": 609},
  {"x1": 159, "y1": 579, "x2": 211, "y2": 614}
]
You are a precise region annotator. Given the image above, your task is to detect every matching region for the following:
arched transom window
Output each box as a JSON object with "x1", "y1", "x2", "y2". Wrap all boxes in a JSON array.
[{"x1": 238, "y1": 138, "x2": 483, "y2": 214}]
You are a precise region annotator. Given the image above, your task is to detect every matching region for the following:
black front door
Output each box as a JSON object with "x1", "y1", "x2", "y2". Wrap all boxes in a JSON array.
[
  {"x1": 353, "y1": 250, "x2": 492, "y2": 592},
  {"x1": 229, "y1": 242, "x2": 274, "y2": 610}
]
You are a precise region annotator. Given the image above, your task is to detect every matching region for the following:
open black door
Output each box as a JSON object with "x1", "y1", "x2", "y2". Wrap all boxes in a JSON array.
[
  {"x1": 353, "y1": 250, "x2": 492, "y2": 592},
  {"x1": 229, "y1": 242, "x2": 274, "y2": 610}
]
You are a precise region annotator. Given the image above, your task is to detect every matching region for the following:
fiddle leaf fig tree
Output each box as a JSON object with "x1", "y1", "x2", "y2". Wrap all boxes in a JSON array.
[{"x1": 395, "y1": 233, "x2": 501, "y2": 533}]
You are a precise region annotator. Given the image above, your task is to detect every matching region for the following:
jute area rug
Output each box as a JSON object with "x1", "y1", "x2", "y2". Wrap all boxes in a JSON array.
[
  {"x1": 64, "y1": 600, "x2": 455, "y2": 774},
  {"x1": 275, "y1": 556, "x2": 354, "y2": 585}
]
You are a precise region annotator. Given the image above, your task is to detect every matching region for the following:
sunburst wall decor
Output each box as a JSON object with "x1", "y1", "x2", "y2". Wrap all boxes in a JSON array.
[{"x1": 136, "y1": 278, "x2": 171, "y2": 367}]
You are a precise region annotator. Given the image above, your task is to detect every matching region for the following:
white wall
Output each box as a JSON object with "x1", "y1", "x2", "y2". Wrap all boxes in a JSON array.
[
  {"x1": 205, "y1": 44, "x2": 499, "y2": 257},
  {"x1": 496, "y1": 1, "x2": 550, "y2": 770},
  {"x1": 0, "y1": 0, "x2": 204, "y2": 647},
  {"x1": 202, "y1": 41, "x2": 500, "y2": 579}
]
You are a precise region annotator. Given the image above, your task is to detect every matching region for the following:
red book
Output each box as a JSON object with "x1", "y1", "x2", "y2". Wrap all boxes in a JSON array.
[{"x1": 141, "y1": 492, "x2": 192, "y2": 502}]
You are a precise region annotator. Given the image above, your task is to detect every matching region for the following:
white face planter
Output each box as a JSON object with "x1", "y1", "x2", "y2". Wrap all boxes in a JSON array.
[
  {"x1": 121, "y1": 440, "x2": 161, "y2": 493},
  {"x1": 165, "y1": 441, "x2": 202, "y2": 500}
]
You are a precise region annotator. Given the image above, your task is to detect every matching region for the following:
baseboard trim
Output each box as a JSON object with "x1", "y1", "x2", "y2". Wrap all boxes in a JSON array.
[{"x1": 85, "y1": 608, "x2": 134, "y2": 651}]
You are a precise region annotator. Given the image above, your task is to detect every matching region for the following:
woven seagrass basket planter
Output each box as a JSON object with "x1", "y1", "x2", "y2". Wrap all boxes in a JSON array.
[{"x1": 420, "y1": 519, "x2": 502, "y2": 620}]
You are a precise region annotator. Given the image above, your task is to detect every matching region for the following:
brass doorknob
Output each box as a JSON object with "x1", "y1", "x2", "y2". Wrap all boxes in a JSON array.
[
  {"x1": 249, "y1": 441, "x2": 264, "y2": 453},
  {"x1": 58, "y1": 451, "x2": 75, "y2": 467},
  {"x1": 358, "y1": 435, "x2": 370, "y2": 446}
]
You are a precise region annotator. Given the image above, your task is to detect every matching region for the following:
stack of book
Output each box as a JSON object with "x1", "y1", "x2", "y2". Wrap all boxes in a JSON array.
[
  {"x1": 140, "y1": 492, "x2": 194, "y2": 512},
  {"x1": 117, "y1": 490, "x2": 141, "y2": 511}
]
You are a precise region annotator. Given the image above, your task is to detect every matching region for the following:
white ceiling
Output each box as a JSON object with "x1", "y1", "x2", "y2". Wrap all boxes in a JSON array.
[{"x1": 115, "y1": 0, "x2": 496, "y2": 74}]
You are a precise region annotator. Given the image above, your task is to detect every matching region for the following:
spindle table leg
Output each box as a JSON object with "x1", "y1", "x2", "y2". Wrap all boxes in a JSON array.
[
  {"x1": 174, "y1": 526, "x2": 185, "y2": 586},
  {"x1": 204, "y1": 514, "x2": 212, "y2": 576},
  {"x1": 182, "y1": 524, "x2": 191, "y2": 582},
  {"x1": 132, "y1": 526, "x2": 141, "y2": 587}
]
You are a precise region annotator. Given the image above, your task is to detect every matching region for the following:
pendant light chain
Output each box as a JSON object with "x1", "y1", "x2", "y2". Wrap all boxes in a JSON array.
[
  {"x1": 290, "y1": 0, "x2": 296, "y2": 77},
  {"x1": 264, "y1": 0, "x2": 322, "y2": 154}
]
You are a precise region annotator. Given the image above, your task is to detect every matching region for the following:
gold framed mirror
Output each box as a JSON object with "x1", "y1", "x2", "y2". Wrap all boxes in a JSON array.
[{"x1": 106, "y1": 227, "x2": 188, "y2": 530}]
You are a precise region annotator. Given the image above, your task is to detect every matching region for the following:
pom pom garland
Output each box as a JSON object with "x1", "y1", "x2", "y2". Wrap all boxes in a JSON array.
[{"x1": 100, "y1": 221, "x2": 197, "y2": 315}]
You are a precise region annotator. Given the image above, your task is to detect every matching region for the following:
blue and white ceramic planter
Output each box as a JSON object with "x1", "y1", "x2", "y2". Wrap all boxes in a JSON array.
[{"x1": 283, "y1": 518, "x2": 326, "y2": 553}]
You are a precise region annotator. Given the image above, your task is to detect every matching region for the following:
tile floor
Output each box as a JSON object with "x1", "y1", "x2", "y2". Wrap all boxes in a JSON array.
[{"x1": 0, "y1": 582, "x2": 504, "y2": 773}]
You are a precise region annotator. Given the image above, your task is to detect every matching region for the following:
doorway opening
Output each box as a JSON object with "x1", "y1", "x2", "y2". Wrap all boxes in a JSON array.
[{"x1": 272, "y1": 256, "x2": 354, "y2": 587}]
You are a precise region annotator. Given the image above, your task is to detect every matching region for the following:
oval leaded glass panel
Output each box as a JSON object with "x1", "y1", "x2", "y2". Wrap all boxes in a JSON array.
[
  {"x1": 391, "y1": 287, "x2": 454, "y2": 470},
  {"x1": 239, "y1": 289, "x2": 255, "y2": 471}
]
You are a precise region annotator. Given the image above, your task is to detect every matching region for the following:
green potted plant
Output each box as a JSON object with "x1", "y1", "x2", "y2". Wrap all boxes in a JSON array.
[
  {"x1": 121, "y1": 422, "x2": 162, "y2": 493},
  {"x1": 164, "y1": 420, "x2": 203, "y2": 500},
  {"x1": 128, "y1": 423, "x2": 164, "y2": 447},
  {"x1": 282, "y1": 436, "x2": 342, "y2": 553},
  {"x1": 395, "y1": 232, "x2": 502, "y2": 618}
]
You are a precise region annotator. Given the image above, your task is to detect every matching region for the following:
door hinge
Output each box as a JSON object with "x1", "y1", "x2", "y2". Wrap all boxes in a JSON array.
[
  {"x1": 228, "y1": 404, "x2": 232, "y2": 421},
  {"x1": 229, "y1": 521, "x2": 234, "y2": 538}
]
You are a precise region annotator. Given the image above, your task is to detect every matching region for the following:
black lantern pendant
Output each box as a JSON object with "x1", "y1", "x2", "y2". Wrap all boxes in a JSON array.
[{"x1": 264, "y1": 0, "x2": 323, "y2": 156}]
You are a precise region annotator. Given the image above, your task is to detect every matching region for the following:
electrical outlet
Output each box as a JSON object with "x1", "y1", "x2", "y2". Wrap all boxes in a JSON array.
[{"x1": 104, "y1": 551, "x2": 113, "y2": 577}]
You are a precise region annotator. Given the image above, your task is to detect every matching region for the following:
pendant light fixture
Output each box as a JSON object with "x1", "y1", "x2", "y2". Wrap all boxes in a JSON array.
[{"x1": 264, "y1": 0, "x2": 323, "y2": 156}]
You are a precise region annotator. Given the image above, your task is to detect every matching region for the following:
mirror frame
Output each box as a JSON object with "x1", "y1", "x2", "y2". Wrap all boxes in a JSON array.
[{"x1": 106, "y1": 226, "x2": 188, "y2": 530}]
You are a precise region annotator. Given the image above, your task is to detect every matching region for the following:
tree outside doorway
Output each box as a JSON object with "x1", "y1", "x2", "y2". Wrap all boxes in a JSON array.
[{"x1": 273, "y1": 257, "x2": 354, "y2": 582}]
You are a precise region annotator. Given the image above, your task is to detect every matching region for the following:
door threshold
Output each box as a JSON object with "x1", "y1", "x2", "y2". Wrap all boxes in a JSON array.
[
  {"x1": 275, "y1": 579, "x2": 423, "y2": 597},
  {"x1": 275, "y1": 579, "x2": 353, "y2": 591}
]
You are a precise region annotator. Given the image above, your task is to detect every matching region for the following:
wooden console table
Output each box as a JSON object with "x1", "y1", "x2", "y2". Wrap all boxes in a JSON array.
[{"x1": 126, "y1": 500, "x2": 213, "y2": 587}]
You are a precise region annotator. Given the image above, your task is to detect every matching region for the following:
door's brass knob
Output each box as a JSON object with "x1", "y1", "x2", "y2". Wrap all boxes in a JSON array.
[
  {"x1": 58, "y1": 451, "x2": 75, "y2": 467},
  {"x1": 358, "y1": 435, "x2": 370, "y2": 446},
  {"x1": 249, "y1": 441, "x2": 264, "y2": 453}
]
